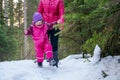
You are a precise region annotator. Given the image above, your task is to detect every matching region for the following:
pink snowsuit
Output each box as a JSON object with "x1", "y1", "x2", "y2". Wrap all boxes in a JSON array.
[{"x1": 25, "y1": 23, "x2": 53, "y2": 62}]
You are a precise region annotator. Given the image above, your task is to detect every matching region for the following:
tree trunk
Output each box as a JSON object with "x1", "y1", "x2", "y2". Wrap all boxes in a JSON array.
[
  {"x1": 8, "y1": 0, "x2": 14, "y2": 26},
  {"x1": 0, "y1": 0, "x2": 4, "y2": 25},
  {"x1": 23, "y1": 0, "x2": 28, "y2": 59},
  {"x1": 3, "y1": 0, "x2": 8, "y2": 26}
]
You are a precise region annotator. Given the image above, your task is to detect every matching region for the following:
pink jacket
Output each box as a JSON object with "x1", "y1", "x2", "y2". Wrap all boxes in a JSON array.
[
  {"x1": 25, "y1": 24, "x2": 48, "y2": 43},
  {"x1": 38, "y1": 0, "x2": 64, "y2": 24}
]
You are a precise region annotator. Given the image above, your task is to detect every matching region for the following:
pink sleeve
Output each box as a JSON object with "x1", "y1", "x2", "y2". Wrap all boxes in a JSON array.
[
  {"x1": 25, "y1": 25, "x2": 33, "y2": 35},
  {"x1": 37, "y1": 0, "x2": 43, "y2": 14},
  {"x1": 58, "y1": 0, "x2": 65, "y2": 23}
]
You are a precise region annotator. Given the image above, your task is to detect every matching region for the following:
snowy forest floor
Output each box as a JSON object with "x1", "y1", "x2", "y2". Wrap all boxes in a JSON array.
[{"x1": 0, "y1": 54, "x2": 120, "y2": 80}]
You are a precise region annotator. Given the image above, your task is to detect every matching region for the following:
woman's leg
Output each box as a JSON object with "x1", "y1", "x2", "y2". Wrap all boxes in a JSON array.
[{"x1": 48, "y1": 29, "x2": 60, "y2": 66}]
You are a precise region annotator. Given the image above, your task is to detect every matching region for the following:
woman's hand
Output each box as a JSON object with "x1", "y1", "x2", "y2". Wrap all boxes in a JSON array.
[
  {"x1": 57, "y1": 19, "x2": 61, "y2": 24},
  {"x1": 59, "y1": 26, "x2": 64, "y2": 30}
]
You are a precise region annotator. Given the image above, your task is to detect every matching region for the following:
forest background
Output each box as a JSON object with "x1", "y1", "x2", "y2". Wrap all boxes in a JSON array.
[{"x1": 0, "y1": 0, "x2": 120, "y2": 61}]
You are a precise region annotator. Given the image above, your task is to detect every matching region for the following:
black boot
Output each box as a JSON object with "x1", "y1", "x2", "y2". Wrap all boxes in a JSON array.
[
  {"x1": 53, "y1": 51, "x2": 59, "y2": 67},
  {"x1": 47, "y1": 58, "x2": 58, "y2": 67},
  {"x1": 38, "y1": 62, "x2": 42, "y2": 68},
  {"x1": 52, "y1": 61, "x2": 58, "y2": 68}
]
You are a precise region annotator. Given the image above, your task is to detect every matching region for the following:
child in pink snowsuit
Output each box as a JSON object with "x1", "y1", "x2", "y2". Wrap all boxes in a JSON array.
[{"x1": 24, "y1": 12, "x2": 53, "y2": 67}]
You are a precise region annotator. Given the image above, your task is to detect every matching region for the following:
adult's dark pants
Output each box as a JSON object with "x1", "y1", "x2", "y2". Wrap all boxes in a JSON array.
[{"x1": 47, "y1": 28, "x2": 60, "y2": 64}]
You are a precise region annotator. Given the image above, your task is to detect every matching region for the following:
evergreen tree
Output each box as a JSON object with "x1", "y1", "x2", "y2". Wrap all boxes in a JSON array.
[
  {"x1": 102, "y1": 1, "x2": 120, "y2": 57},
  {"x1": 0, "y1": 0, "x2": 23, "y2": 61},
  {"x1": 59, "y1": 0, "x2": 120, "y2": 58}
]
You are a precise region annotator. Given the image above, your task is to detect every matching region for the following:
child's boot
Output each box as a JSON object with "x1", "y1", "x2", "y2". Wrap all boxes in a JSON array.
[{"x1": 38, "y1": 62, "x2": 42, "y2": 68}]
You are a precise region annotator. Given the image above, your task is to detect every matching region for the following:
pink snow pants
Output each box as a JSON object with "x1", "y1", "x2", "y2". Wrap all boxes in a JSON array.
[{"x1": 34, "y1": 38, "x2": 53, "y2": 62}]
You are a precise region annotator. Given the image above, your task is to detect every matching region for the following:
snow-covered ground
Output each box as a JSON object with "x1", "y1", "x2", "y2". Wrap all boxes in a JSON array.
[
  {"x1": 0, "y1": 45, "x2": 120, "y2": 80},
  {"x1": 0, "y1": 55, "x2": 120, "y2": 80}
]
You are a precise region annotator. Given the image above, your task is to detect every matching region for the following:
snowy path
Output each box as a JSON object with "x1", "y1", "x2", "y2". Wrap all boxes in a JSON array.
[{"x1": 0, "y1": 55, "x2": 120, "y2": 80}]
